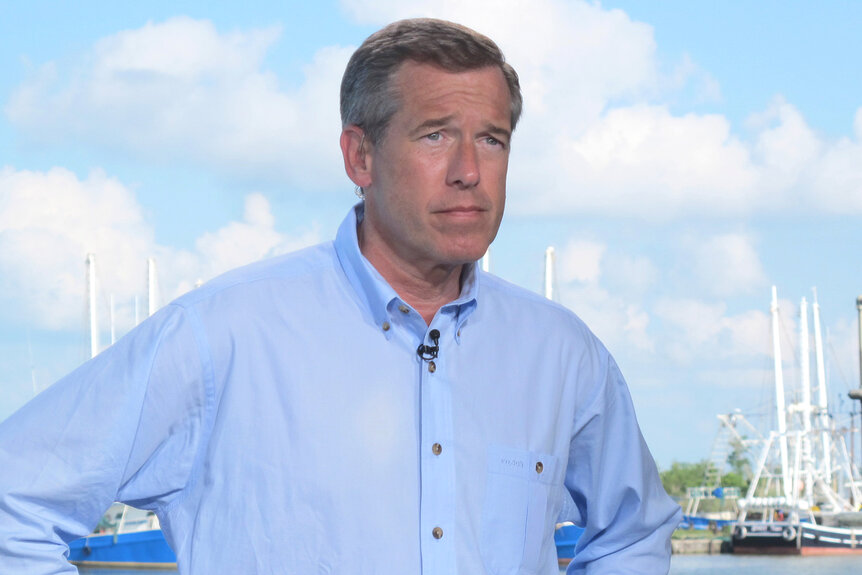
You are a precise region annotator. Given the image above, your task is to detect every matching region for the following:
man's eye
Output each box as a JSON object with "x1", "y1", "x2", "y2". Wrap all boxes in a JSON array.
[{"x1": 426, "y1": 132, "x2": 441, "y2": 141}]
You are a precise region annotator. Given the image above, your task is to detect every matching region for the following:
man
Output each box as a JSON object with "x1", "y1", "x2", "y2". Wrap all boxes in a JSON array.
[{"x1": 0, "y1": 18, "x2": 680, "y2": 574}]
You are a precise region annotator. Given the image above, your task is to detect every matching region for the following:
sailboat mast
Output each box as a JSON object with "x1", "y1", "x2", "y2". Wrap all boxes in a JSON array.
[
  {"x1": 480, "y1": 248, "x2": 491, "y2": 273},
  {"x1": 771, "y1": 286, "x2": 791, "y2": 499},
  {"x1": 147, "y1": 257, "x2": 159, "y2": 317},
  {"x1": 799, "y1": 297, "x2": 814, "y2": 505},
  {"x1": 87, "y1": 253, "x2": 99, "y2": 359},
  {"x1": 544, "y1": 247, "x2": 555, "y2": 301},
  {"x1": 812, "y1": 290, "x2": 832, "y2": 484}
]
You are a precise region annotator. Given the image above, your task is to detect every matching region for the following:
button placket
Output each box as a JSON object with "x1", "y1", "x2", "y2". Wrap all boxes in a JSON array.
[{"x1": 418, "y1": 325, "x2": 456, "y2": 572}]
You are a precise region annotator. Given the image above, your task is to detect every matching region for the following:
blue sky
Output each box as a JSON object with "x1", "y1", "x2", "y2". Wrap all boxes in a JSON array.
[{"x1": 1, "y1": 0, "x2": 860, "y2": 468}]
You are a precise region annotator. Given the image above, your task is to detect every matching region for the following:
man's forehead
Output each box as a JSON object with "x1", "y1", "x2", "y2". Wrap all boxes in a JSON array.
[{"x1": 391, "y1": 61, "x2": 510, "y2": 113}]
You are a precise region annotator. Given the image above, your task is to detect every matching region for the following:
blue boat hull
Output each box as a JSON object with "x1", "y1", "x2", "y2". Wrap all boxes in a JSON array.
[
  {"x1": 68, "y1": 529, "x2": 176, "y2": 567},
  {"x1": 555, "y1": 523, "x2": 585, "y2": 560},
  {"x1": 68, "y1": 524, "x2": 577, "y2": 567},
  {"x1": 680, "y1": 514, "x2": 735, "y2": 531}
]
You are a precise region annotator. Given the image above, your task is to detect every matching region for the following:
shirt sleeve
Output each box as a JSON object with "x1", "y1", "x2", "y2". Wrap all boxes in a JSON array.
[
  {"x1": 563, "y1": 353, "x2": 682, "y2": 575},
  {"x1": 0, "y1": 303, "x2": 209, "y2": 572}
]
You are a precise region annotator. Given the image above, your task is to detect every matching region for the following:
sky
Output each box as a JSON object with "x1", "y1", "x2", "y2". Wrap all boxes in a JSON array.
[{"x1": 1, "y1": 0, "x2": 861, "y2": 469}]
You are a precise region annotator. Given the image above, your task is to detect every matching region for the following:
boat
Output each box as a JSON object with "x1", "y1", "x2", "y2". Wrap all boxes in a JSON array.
[
  {"x1": 555, "y1": 522, "x2": 585, "y2": 567},
  {"x1": 680, "y1": 486, "x2": 739, "y2": 531},
  {"x1": 731, "y1": 287, "x2": 862, "y2": 554},
  {"x1": 68, "y1": 503, "x2": 176, "y2": 568}
]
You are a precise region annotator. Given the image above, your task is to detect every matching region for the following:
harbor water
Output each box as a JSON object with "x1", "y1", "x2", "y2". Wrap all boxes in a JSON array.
[
  {"x1": 668, "y1": 554, "x2": 860, "y2": 574},
  {"x1": 78, "y1": 555, "x2": 862, "y2": 574}
]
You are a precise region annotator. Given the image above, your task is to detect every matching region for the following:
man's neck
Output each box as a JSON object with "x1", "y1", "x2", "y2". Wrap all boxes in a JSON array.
[{"x1": 358, "y1": 225, "x2": 464, "y2": 326}]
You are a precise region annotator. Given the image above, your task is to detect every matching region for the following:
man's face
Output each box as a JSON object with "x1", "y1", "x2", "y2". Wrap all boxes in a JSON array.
[{"x1": 360, "y1": 61, "x2": 511, "y2": 273}]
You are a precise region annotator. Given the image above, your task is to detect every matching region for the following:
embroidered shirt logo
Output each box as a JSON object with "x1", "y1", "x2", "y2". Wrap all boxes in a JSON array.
[{"x1": 500, "y1": 457, "x2": 524, "y2": 469}]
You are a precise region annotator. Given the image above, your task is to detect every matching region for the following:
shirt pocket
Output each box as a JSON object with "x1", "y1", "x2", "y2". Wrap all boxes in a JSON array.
[{"x1": 480, "y1": 445, "x2": 560, "y2": 575}]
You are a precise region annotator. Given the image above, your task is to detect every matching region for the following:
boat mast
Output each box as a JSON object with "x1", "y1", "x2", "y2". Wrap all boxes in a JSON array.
[
  {"x1": 771, "y1": 286, "x2": 791, "y2": 500},
  {"x1": 87, "y1": 253, "x2": 99, "y2": 359},
  {"x1": 480, "y1": 248, "x2": 491, "y2": 273},
  {"x1": 147, "y1": 257, "x2": 159, "y2": 317},
  {"x1": 799, "y1": 297, "x2": 814, "y2": 505},
  {"x1": 850, "y1": 296, "x2": 862, "y2": 485},
  {"x1": 812, "y1": 290, "x2": 832, "y2": 485},
  {"x1": 544, "y1": 246, "x2": 556, "y2": 301}
]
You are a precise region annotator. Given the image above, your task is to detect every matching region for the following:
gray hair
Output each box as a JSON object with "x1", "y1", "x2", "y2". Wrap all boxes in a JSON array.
[{"x1": 340, "y1": 18, "x2": 522, "y2": 145}]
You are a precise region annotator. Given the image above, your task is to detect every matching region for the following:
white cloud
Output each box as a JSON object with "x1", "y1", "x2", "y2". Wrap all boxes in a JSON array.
[
  {"x1": 558, "y1": 239, "x2": 605, "y2": 284},
  {"x1": 654, "y1": 298, "x2": 772, "y2": 364},
  {"x1": 688, "y1": 232, "x2": 768, "y2": 297},
  {"x1": 6, "y1": 17, "x2": 351, "y2": 191},
  {"x1": 604, "y1": 254, "x2": 658, "y2": 296},
  {"x1": 0, "y1": 167, "x2": 320, "y2": 333},
  {"x1": 750, "y1": 97, "x2": 822, "y2": 191},
  {"x1": 167, "y1": 193, "x2": 319, "y2": 298},
  {"x1": 0, "y1": 167, "x2": 152, "y2": 330},
  {"x1": 7, "y1": 5, "x2": 862, "y2": 220},
  {"x1": 517, "y1": 104, "x2": 760, "y2": 218},
  {"x1": 555, "y1": 238, "x2": 658, "y2": 353},
  {"x1": 561, "y1": 282, "x2": 653, "y2": 353},
  {"x1": 810, "y1": 115, "x2": 862, "y2": 213}
]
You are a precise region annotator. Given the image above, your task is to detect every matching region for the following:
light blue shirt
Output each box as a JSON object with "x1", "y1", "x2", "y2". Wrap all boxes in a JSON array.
[{"x1": 0, "y1": 204, "x2": 680, "y2": 574}]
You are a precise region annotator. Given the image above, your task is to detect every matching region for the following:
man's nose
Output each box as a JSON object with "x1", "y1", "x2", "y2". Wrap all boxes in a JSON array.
[{"x1": 446, "y1": 139, "x2": 480, "y2": 189}]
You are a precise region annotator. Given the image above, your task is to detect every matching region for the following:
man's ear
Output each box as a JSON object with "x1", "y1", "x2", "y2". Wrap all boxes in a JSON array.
[{"x1": 340, "y1": 125, "x2": 373, "y2": 188}]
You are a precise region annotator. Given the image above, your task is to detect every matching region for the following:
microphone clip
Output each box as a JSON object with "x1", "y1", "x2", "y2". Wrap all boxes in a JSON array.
[{"x1": 417, "y1": 329, "x2": 440, "y2": 361}]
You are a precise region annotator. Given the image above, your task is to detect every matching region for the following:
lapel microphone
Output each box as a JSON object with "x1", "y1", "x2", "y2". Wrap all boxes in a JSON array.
[{"x1": 417, "y1": 329, "x2": 440, "y2": 361}]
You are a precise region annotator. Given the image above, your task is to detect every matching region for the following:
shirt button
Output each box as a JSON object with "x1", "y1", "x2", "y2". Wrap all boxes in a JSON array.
[
  {"x1": 536, "y1": 461, "x2": 544, "y2": 474},
  {"x1": 398, "y1": 304, "x2": 409, "y2": 314},
  {"x1": 432, "y1": 442, "x2": 442, "y2": 455},
  {"x1": 382, "y1": 321, "x2": 390, "y2": 332},
  {"x1": 432, "y1": 526, "x2": 443, "y2": 539},
  {"x1": 428, "y1": 361, "x2": 436, "y2": 373}
]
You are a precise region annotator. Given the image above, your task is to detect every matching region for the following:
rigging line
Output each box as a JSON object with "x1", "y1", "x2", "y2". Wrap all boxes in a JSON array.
[
  {"x1": 778, "y1": 312, "x2": 798, "y2": 365},
  {"x1": 825, "y1": 339, "x2": 852, "y2": 392}
]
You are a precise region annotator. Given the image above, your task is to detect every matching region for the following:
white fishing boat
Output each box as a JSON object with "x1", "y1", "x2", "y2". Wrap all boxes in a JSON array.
[{"x1": 732, "y1": 287, "x2": 862, "y2": 554}]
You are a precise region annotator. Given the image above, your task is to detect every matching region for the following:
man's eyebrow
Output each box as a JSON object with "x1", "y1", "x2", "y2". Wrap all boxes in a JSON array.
[
  {"x1": 409, "y1": 115, "x2": 456, "y2": 136},
  {"x1": 484, "y1": 123, "x2": 512, "y2": 140},
  {"x1": 409, "y1": 117, "x2": 512, "y2": 140}
]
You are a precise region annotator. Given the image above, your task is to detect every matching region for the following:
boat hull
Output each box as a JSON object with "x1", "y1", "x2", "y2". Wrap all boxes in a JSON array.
[
  {"x1": 68, "y1": 529, "x2": 177, "y2": 568},
  {"x1": 555, "y1": 523, "x2": 585, "y2": 567},
  {"x1": 69, "y1": 523, "x2": 578, "y2": 567},
  {"x1": 732, "y1": 521, "x2": 862, "y2": 555}
]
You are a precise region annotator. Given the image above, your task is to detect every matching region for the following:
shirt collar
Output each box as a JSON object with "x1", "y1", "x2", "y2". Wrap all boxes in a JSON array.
[{"x1": 333, "y1": 203, "x2": 478, "y2": 337}]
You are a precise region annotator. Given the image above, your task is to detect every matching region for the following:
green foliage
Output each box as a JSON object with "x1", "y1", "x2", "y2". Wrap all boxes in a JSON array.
[
  {"x1": 720, "y1": 471, "x2": 748, "y2": 492},
  {"x1": 660, "y1": 460, "x2": 750, "y2": 499},
  {"x1": 726, "y1": 437, "x2": 751, "y2": 478},
  {"x1": 660, "y1": 461, "x2": 708, "y2": 498}
]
